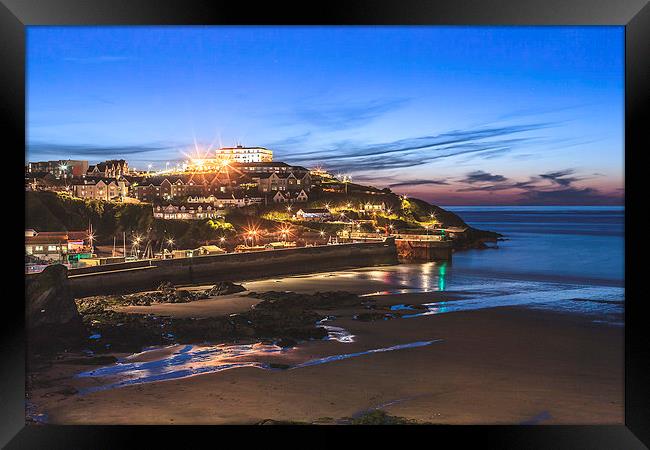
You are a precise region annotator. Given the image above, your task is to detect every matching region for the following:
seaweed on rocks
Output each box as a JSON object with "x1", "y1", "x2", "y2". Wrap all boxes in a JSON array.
[{"x1": 74, "y1": 290, "x2": 365, "y2": 354}]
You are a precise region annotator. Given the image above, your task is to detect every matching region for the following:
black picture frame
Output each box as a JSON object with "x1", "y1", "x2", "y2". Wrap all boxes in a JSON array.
[{"x1": 2, "y1": 0, "x2": 647, "y2": 447}]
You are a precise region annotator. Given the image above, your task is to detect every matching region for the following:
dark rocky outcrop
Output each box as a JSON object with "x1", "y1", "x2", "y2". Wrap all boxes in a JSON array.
[
  {"x1": 255, "y1": 410, "x2": 419, "y2": 425},
  {"x1": 348, "y1": 409, "x2": 417, "y2": 425},
  {"x1": 247, "y1": 290, "x2": 363, "y2": 310},
  {"x1": 451, "y1": 227, "x2": 502, "y2": 250},
  {"x1": 77, "y1": 280, "x2": 246, "y2": 310},
  {"x1": 26, "y1": 264, "x2": 85, "y2": 354},
  {"x1": 207, "y1": 281, "x2": 246, "y2": 296},
  {"x1": 74, "y1": 290, "x2": 364, "y2": 354}
]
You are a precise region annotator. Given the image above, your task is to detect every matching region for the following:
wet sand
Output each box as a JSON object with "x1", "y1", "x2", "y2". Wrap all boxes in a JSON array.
[{"x1": 29, "y1": 271, "x2": 623, "y2": 424}]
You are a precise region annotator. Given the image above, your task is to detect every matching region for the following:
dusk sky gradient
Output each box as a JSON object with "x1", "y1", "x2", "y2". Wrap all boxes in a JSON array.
[{"x1": 27, "y1": 26, "x2": 624, "y2": 205}]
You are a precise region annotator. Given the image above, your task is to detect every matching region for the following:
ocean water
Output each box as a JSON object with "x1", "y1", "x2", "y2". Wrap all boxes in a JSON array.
[
  {"x1": 437, "y1": 206, "x2": 623, "y2": 321},
  {"x1": 356, "y1": 206, "x2": 624, "y2": 322},
  {"x1": 446, "y1": 205, "x2": 624, "y2": 284}
]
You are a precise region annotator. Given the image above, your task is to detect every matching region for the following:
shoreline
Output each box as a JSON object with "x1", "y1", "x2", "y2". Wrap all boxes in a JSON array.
[{"x1": 27, "y1": 272, "x2": 624, "y2": 425}]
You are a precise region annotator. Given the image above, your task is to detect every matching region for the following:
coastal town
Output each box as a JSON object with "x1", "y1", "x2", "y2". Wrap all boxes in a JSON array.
[
  {"x1": 25, "y1": 145, "x2": 472, "y2": 273},
  {"x1": 19, "y1": 25, "x2": 628, "y2": 431}
]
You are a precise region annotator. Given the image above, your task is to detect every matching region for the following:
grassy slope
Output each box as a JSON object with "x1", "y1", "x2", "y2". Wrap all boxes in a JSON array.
[{"x1": 26, "y1": 188, "x2": 499, "y2": 249}]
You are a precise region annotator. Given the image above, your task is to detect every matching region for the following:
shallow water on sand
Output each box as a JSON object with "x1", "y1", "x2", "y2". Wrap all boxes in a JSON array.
[
  {"x1": 355, "y1": 206, "x2": 624, "y2": 322},
  {"x1": 75, "y1": 339, "x2": 442, "y2": 394}
]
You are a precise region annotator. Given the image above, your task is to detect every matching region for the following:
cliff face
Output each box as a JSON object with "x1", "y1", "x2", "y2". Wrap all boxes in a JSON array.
[
  {"x1": 26, "y1": 264, "x2": 85, "y2": 354},
  {"x1": 402, "y1": 197, "x2": 502, "y2": 244}
]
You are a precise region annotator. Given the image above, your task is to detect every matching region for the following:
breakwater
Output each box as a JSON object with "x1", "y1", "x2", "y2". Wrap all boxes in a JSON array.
[{"x1": 54, "y1": 240, "x2": 397, "y2": 297}]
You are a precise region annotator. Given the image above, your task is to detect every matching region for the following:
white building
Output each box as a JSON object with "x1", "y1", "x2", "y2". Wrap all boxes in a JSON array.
[
  {"x1": 185, "y1": 194, "x2": 262, "y2": 208},
  {"x1": 153, "y1": 204, "x2": 225, "y2": 220},
  {"x1": 296, "y1": 208, "x2": 332, "y2": 221},
  {"x1": 215, "y1": 146, "x2": 273, "y2": 163},
  {"x1": 188, "y1": 146, "x2": 273, "y2": 170}
]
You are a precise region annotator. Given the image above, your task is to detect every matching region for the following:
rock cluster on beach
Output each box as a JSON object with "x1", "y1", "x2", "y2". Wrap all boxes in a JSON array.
[
  {"x1": 76, "y1": 280, "x2": 248, "y2": 310},
  {"x1": 28, "y1": 267, "x2": 433, "y2": 361},
  {"x1": 255, "y1": 409, "x2": 418, "y2": 425},
  {"x1": 207, "y1": 281, "x2": 247, "y2": 296},
  {"x1": 72, "y1": 289, "x2": 371, "y2": 354},
  {"x1": 247, "y1": 290, "x2": 364, "y2": 309},
  {"x1": 26, "y1": 264, "x2": 85, "y2": 354}
]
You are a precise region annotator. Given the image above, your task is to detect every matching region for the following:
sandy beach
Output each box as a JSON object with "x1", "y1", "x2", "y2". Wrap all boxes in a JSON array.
[{"x1": 28, "y1": 268, "x2": 623, "y2": 425}]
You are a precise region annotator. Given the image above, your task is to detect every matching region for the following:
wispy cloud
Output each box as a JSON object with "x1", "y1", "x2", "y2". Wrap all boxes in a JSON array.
[
  {"x1": 454, "y1": 168, "x2": 622, "y2": 204},
  {"x1": 460, "y1": 170, "x2": 508, "y2": 184},
  {"x1": 518, "y1": 186, "x2": 620, "y2": 205},
  {"x1": 388, "y1": 179, "x2": 449, "y2": 188},
  {"x1": 63, "y1": 55, "x2": 131, "y2": 64},
  {"x1": 266, "y1": 132, "x2": 313, "y2": 151},
  {"x1": 27, "y1": 142, "x2": 179, "y2": 160},
  {"x1": 539, "y1": 169, "x2": 581, "y2": 187},
  {"x1": 289, "y1": 97, "x2": 410, "y2": 131},
  {"x1": 291, "y1": 122, "x2": 555, "y2": 173}
]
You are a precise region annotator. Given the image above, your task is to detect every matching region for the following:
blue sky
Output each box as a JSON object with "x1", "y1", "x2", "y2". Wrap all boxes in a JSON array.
[{"x1": 27, "y1": 26, "x2": 624, "y2": 205}]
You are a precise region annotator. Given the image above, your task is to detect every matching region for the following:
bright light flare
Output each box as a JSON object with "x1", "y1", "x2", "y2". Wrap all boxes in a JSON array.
[{"x1": 278, "y1": 224, "x2": 293, "y2": 235}]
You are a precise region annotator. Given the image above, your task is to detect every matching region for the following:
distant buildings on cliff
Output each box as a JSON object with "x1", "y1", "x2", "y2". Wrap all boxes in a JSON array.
[{"x1": 25, "y1": 146, "x2": 331, "y2": 213}]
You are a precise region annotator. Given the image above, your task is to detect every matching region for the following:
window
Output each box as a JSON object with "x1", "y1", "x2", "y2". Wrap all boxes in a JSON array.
[
  {"x1": 48, "y1": 245, "x2": 58, "y2": 251},
  {"x1": 35, "y1": 246, "x2": 44, "y2": 251}
]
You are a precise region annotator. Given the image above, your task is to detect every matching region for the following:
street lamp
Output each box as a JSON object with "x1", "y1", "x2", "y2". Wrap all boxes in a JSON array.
[
  {"x1": 132, "y1": 235, "x2": 142, "y2": 258},
  {"x1": 247, "y1": 230, "x2": 258, "y2": 246},
  {"x1": 87, "y1": 231, "x2": 95, "y2": 252}
]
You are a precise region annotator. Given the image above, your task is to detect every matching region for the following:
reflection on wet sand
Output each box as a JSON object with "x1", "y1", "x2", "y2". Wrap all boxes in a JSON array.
[{"x1": 76, "y1": 338, "x2": 443, "y2": 394}]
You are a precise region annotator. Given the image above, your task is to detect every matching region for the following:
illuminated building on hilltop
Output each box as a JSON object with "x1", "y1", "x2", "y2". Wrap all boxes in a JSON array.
[
  {"x1": 217, "y1": 145, "x2": 273, "y2": 162},
  {"x1": 189, "y1": 146, "x2": 273, "y2": 170}
]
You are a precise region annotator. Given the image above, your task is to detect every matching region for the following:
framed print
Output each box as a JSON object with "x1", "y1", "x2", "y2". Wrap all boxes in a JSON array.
[{"x1": 2, "y1": 0, "x2": 648, "y2": 447}]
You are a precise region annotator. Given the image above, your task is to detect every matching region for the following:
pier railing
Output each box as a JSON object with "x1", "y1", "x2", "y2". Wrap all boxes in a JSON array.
[{"x1": 340, "y1": 231, "x2": 446, "y2": 242}]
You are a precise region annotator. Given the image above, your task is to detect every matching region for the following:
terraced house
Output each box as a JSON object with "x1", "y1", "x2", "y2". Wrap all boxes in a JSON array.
[
  {"x1": 71, "y1": 178, "x2": 130, "y2": 201},
  {"x1": 153, "y1": 203, "x2": 225, "y2": 220},
  {"x1": 130, "y1": 173, "x2": 246, "y2": 202},
  {"x1": 86, "y1": 159, "x2": 129, "y2": 178},
  {"x1": 254, "y1": 171, "x2": 311, "y2": 193}
]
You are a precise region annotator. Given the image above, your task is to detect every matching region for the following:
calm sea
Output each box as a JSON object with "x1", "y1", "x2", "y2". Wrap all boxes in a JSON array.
[
  {"x1": 363, "y1": 206, "x2": 624, "y2": 323},
  {"x1": 446, "y1": 205, "x2": 624, "y2": 284}
]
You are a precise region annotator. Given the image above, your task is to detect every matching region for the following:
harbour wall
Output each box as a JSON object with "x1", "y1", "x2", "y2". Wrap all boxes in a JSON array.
[
  {"x1": 57, "y1": 240, "x2": 398, "y2": 297},
  {"x1": 395, "y1": 239, "x2": 453, "y2": 261}
]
